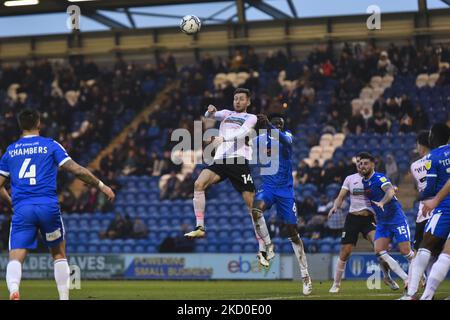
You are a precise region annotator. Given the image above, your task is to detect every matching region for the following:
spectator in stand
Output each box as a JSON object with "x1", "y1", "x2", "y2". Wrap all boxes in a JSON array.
[
  {"x1": 326, "y1": 109, "x2": 343, "y2": 132},
  {"x1": 375, "y1": 155, "x2": 386, "y2": 174},
  {"x1": 317, "y1": 195, "x2": 333, "y2": 216},
  {"x1": 297, "y1": 216, "x2": 307, "y2": 235},
  {"x1": 85, "y1": 187, "x2": 99, "y2": 213},
  {"x1": 399, "y1": 112, "x2": 414, "y2": 133},
  {"x1": 122, "y1": 149, "x2": 139, "y2": 176},
  {"x1": 172, "y1": 172, "x2": 194, "y2": 200},
  {"x1": 230, "y1": 50, "x2": 244, "y2": 71},
  {"x1": 326, "y1": 195, "x2": 348, "y2": 238},
  {"x1": 412, "y1": 104, "x2": 430, "y2": 131},
  {"x1": 159, "y1": 224, "x2": 195, "y2": 253},
  {"x1": 304, "y1": 215, "x2": 326, "y2": 239},
  {"x1": 368, "y1": 110, "x2": 390, "y2": 134},
  {"x1": 160, "y1": 171, "x2": 181, "y2": 200},
  {"x1": 298, "y1": 196, "x2": 317, "y2": 221},
  {"x1": 385, "y1": 97, "x2": 402, "y2": 120},
  {"x1": 132, "y1": 219, "x2": 149, "y2": 239},
  {"x1": 346, "y1": 112, "x2": 366, "y2": 134},
  {"x1": 296, "y1": 160, "x2": 310, "y2": 186},
  {"x1": 100, "y1": 214, "x2": 126, "y2": 239},
  {"x1": 385, "y1": 154, "x2": 400, "y2": 185},
  {"x1": 377, "y1": 50, "x2": 397, "y2": 76},
  {"x1": 335, "y1": 160, "x2": 347, "y2": 185},
  {"x1": 321, "y1": 59, "x2": 335, "y2": 77},
  {"x1": 267, "y1": 213, "x2": 281, "y2": 239},
  {"x1": 59, "y1": 189, "x2": 77, "y2": 213},
  {"x1": 301, "y1": 81, "x2": 316, "y2": 103},
  {"x1": 308, "y1": 160, "x2": 322, "y2": 185},
  {"x1": 321, "y1": 161, "x2": 337, "y2": 188},
  {"x1": 244, "y1": 47, "x2": 259, "y2": 71}
]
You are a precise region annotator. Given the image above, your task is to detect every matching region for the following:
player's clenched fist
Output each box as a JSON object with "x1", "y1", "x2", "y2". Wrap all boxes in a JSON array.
[{"x1": 207, "y1": 105, "x2": 217, "y2": 114}]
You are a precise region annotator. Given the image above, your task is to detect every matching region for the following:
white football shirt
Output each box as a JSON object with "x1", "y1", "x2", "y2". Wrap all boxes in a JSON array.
[
  {"x1": 341, "y1": 173, "x2": 374, "y2": 214},
  {"x1": 208, "y1": 109, "x2": 257, "y2": 161},
  {"x1": 410, "y1": 156, "x2": 431, "y2": 223}
]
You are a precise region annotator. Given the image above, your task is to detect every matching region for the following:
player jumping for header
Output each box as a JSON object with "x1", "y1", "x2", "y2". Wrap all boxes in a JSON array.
[
  {"x1": 252, "y1": 113, "x2": 312, "y2": 295},
  {"x1": 184, "y1": 88, "x2": 274, "y2": 267},
  {"x1": 0, "y1": 109, "x2": 115, "y2": 300}
]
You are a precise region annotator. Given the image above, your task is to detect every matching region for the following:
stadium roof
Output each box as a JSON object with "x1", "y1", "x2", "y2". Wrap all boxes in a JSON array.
[
  {"x1": 0, "y1": 0, "x2": 229, "y2": 17},
  {"x1": 0, "y1": 0, "x2": 449, "y2": 37}
]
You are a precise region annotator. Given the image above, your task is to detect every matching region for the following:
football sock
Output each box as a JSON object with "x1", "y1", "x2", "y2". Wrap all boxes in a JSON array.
[
  {"x1": 290, "y1": 235, "x2": 309, "y2": 278},
  {"x1": 251, "y1": 208, "x2": 271, "y2": 246},
  {"x1": 378, "y1": 257, "x2": 391, "y2": 279},
  {"x1": 54, "y1": 259, "x2": 70, "y2": 300},
  {"x1": 420, "y1": 253, "x2": 450, "y2": 300},
  {"x1": 250, "y1": 216, "x2": 266, "y2": 252},
  {"x1": 6, "y1": 260, "x2": 22, "y2": 294},
  {"x1": 333, "y1": 258, "x2": 347, "y2": 285},
  {"x1": 378, "y1": 251, "x2": 408, "y2": 281},
  {"x1": 193, "y1": 191, "x2": 205, "y2": 228},
  {"x1": 407, "y1": 248, "x2": 431, "y2": 296}
]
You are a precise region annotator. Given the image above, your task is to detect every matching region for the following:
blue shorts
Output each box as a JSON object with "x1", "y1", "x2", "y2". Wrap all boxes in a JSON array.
[
  {"x1": 9, "y1": 203, "x2": 65, "y2": 250},
  {"x1": 425, "y1": 208, "x2": 450, "y2": 240},
  {"x1": 375, "y1": 218, "x2": 411, "y2": 243},
  {"x1": 255, "y1": 188, "x2": 297, "y2": 224}
]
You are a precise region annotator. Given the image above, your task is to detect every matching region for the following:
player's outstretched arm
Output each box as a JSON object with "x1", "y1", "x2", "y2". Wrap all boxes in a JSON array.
[
  {"x1": 329, "y1": 188, "x2": 349, "y2": 218},
  {"x1": 257, "y1": 114, "x2": 292, "y2": 146},
  {"x1": 61, "y1": 159, "x2": 115, "y2": 201},
  {"x1": 372, "y1": 183, "x2": 395, "y2": 211},
  {"x1": 204, "y1": 104, "x2": 217, "y2": 118},
  {"x1": 219, "y1": 114, "x2": 257, "y2": 142},
  {"x1": 422, "y1": 178, "x2": 450, "y2": 216}
]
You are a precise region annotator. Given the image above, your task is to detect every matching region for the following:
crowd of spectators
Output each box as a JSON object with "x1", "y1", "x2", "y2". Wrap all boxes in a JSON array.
[
  {"x1": 294, "y1": 154, "x2": 397, "y2": 189},
  {"x1": 100, "y1": 213, "x2": 149, "y2": 240},
  {"x1": 1, "y1": 41, "x2": 448, "y2": 248}
]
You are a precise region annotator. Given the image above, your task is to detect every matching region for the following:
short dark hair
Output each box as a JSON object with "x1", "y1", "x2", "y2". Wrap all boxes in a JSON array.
[
  {"x1": 417, "y1": 130, "x2": 431, "y2": 149},
  {"x1": 268, "y1": 113, "x2": 284, "y2": 121},
  {"x1": 234, "y1": 88, "x2": 251, "y2": 98},
  {"x1": 357, "y1": 152, "x2": 375, "y2": 162},
  {"x1": 17, "y1": 109, "x2": 40, "y2": 131},
  {"x1": 430, "y1": 123, "x2": 450, "y2": 149}
]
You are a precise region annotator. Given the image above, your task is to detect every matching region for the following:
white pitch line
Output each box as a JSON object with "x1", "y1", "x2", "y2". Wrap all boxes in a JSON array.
[{"x1": 255, "y1": 291, "x2": 450, "y2": 300}]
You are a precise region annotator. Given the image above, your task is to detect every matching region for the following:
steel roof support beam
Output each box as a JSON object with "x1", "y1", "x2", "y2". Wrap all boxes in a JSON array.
[
  {"x1": 124, "y1": 8, "x2": 136, "y2": 29},
  {"x1": 84, "y1": 10, "x2": 130, "y2": 29},
  {"x1": 286, "y1": 0, "x2": 297, "y2": 18},
  {"x1": 246, "y1": 0, "x2": 291, "y2": 19}
]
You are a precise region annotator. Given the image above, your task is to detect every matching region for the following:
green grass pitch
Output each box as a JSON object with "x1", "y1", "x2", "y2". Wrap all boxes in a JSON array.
[{"x1": 1, "y1": 280, "x2": 449, "y2": 300}]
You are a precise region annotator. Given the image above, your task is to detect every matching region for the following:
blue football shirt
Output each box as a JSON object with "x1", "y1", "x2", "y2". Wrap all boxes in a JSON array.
[
  {"x1": 0, "y1": 135, "x2": 71, "y2": 208},
  {"x1": 423, "y1": 144, "x2": 450, "y2": 211},
  {"x1": 253, "y1": 128, "x2": 294, "y2": 197},
  {"x1": 362, "y1": 172, "x2": 405, "y2": 223}
]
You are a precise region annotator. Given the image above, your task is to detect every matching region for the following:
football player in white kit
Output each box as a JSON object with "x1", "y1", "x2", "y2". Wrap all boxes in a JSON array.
[
  {"x1": 328, "y1": 156, "x2": 399, "y2": 293},
  {"x1": 184, "y1": 88, "x2": 274, "y2": 266},
  {"x1": 410, "y1": 131, "x2": 432, "y2": 251}
]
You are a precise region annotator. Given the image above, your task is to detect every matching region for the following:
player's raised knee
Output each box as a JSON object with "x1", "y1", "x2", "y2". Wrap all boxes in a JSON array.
[{"x1": 194, "y1": 179, "x2": 206, "y2": 191}]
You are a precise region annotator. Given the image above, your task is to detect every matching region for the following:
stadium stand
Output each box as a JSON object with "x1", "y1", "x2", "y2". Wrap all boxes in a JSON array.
[{"x1": 0, "y1": 41, "x2": 449, "y2": 254}]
